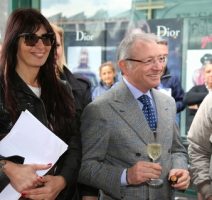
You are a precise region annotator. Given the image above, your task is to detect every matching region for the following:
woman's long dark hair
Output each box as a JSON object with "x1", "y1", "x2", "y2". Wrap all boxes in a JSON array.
[{"x1": 0, "y1": 8, "x2": 75, "y2": 136}]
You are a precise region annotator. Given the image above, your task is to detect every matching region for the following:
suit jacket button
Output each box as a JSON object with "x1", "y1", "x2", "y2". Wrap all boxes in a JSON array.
[{"x1": 135, "y1": 153, "x2": 141, "y2": 157}]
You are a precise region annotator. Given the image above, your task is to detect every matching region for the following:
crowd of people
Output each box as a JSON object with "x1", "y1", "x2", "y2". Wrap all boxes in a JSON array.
[{"x1": 0, "y1": 7, "x2": 211, "y2": 200}]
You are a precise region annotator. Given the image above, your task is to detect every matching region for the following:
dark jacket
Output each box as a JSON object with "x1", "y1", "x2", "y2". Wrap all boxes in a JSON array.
[
  {"x1": 60, "y1": 66, "x2": 92, "y2": 113},
  {"x1": 0, "y1": 72, "x2": 81, "y2": 200},
  {"x1": 160, "y1": 68, "x2": 185, "y2": 113},
  {"x1": 183, "y1": 84, "x2": 208, "y2": 106},
  {"x1": 59, "y1": 66, "x2": 98, "y2": 198},
  {"x1": 183, "y1": 84, "x2": 208, "y2": 132}
]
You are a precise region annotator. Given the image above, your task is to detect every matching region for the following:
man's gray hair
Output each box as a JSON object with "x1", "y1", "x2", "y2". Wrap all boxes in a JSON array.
[{"x1": 116, "y1": 32, "x2": 162, "y2": 61}]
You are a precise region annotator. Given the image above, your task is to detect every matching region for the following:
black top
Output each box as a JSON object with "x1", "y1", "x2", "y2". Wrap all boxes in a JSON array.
[
  {"x1": 60, "y1": 66, "x2": 98, "y2": 198},
  {"x1": 0, "y1": 72, "x2": 81, "y2": 200},
  {"x1": 184, "y1": 84, "x2": 208, "y2": 106}
]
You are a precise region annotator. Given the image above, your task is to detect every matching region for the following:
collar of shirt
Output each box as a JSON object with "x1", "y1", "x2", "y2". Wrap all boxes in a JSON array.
[
  {"x1": 123, "y1": 77, "x2": 157, "y2": 116},
  {"x1": 123, "y1": 77, "x2": 153, "y2": 101}
]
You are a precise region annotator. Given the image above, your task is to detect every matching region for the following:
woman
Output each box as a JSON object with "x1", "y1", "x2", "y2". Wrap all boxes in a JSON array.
[
  {"x1": 0, "y1": 8, "x2": 81, "y2": 200},
  {"x1": 51, "y1": 23, "x2": 92, "y2": 113},
  {"x1": 51, "y1": 23, "x2": 98, "y2": 200},
  {"x1": 92, "y1": 61, "x2": 117, "y2": 100}
]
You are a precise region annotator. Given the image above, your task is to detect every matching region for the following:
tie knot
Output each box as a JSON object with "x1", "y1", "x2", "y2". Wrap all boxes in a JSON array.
[{"x1": 138, "y1": 95, "x2": 151, "y2": 106}]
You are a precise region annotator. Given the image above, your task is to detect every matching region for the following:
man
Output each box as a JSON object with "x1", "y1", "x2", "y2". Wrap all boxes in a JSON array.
[
  {"x1": 79, "y1": 32, "x2": 190, "y2": 200},
  {"x1": 186, "y1": 62, "x2": 212, "y2": 200},
  {"x1": 157, "y1": 40, "x2": 185, "y2": 113},
  {"x1": 187, "y1": 94, "x2": 212, "y2": 200}
]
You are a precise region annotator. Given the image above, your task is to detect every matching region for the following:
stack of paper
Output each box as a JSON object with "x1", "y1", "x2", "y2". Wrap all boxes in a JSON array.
[{"x1": 0, "y1": 110, "x2": 68, "y2": 200}]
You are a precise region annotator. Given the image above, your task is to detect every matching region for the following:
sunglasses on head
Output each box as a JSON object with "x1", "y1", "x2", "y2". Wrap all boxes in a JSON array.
[{"x1": 18, "y1": 33, "x2": 55, "y2": 46}]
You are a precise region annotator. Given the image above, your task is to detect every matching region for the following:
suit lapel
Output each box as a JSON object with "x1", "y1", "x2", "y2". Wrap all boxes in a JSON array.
[{"x1": 109, "y1": 81, "x2": 154, "y2": 145}]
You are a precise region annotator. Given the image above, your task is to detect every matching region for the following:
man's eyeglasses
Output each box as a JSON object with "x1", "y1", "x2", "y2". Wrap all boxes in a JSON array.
[
  {"x1": 18, "y1": 33, "x2": 55, "y2": 46},
  {"x1": 125, "y1": 56, "x2": 167, "y2": 66}
]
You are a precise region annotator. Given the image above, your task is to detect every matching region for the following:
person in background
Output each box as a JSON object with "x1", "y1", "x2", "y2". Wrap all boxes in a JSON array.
[
  {"x1": 185, "y1": 56, "x2": 212, "y2": 108},
  {"x1": 184, "y1": 62, "x2": 212, "y2": 135},
  {"x1": 185, "y1": 62, "x2": 212, "y2": 200},
  {"x1": 157, "y1": 39, "x2": 185, "y2": 114},
  {"x1": 78, "y1": 32, "x2": 190, "y2": 200},
  {"x1": 92, "y1": 61, "x2": 117, "y2": 100},
  {"x1": 0, "y1": 8, "x2": 81, "y2": 200},
  {"x1": 51, "y1": 23, "x2": 98, "y2": 200},
  {"x1": 51, "y1": 23, "x2": 92, "y2": 113},
  {"x1": 188, "y1": 94, "x2": 212, "y2": 200}
]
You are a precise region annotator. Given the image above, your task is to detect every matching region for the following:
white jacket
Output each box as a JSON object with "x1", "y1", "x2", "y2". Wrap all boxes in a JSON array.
[{"x1": 188, "y1": 93, "x2": 212, "y2": 199}]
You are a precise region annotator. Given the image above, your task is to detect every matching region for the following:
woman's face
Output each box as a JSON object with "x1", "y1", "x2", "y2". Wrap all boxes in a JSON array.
[
  {"x1": 100, "y1": 65, "x2": 116, "y2": 86},
  {"x1": 16, "y1": 25, "x2": 52, "y2": 72}
]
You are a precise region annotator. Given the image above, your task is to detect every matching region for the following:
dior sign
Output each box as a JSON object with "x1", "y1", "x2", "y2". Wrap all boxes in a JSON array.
[{"x1": 76, "y1": 31, "x2": 94, "y2": 41}]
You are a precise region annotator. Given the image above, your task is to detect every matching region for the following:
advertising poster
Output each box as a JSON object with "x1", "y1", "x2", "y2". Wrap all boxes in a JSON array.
[
  {"x1": 186, "y1": 17, "x2": 212, "y2": 90},
  {"x1": 64, "y1": 23, "x2": 105, "y2": 89},
  {"x1": 148, "y1": 18, "x2": 183, "y2": 79},
  {"x1": 67, "y1": 46, "x2": 102, "y2": 89},
  {"x1": 188, "y1": 17, "x2": 212, "y2": 49},
  {"x1": 185, "y1": 17, "x2": 212, "y2": 132},
  {"x1": 65, "y1": 21, "x2": 127, "y2": 85}
]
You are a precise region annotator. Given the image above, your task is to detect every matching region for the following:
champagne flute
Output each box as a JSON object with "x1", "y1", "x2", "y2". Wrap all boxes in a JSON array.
[{"x1": 147, "y1": 143, "x2": 163, "y2": 186}]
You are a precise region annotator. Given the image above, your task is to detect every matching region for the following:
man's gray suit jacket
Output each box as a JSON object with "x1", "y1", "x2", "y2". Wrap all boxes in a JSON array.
[{"x1": 79, "y1": 80, "x2": 188, "y2": 200}]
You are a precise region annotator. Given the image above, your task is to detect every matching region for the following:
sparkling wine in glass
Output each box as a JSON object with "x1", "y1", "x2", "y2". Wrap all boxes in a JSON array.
[{"x1": 147, "y1": 143, "x2": 163, "y2": 186}]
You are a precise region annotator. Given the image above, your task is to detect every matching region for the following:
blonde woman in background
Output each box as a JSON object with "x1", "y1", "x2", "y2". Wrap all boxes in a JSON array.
[
  {"x1": 51, "y1": 23, "x2": 92, "y2": 112},
  {"x1": 51, "y1": 23, "x2": 98, "y2": 200},
  {"x1": 92, "y1": 61, "x2": 117, "y2": 100}
]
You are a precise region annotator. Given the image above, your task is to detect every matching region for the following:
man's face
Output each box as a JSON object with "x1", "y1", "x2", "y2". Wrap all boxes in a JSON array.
[
  {"x1": 121, "y1": 40, "x2": 164, "y2": 93},
  {"x1": 158, "y1": 43, "x2": 168, "y2": 71},
  {"x1": 158, "y1": 44, "x2": 168, "y2": 57}
]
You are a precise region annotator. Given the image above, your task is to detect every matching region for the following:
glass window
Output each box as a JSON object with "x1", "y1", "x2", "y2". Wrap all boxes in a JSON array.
[{"x1": 0, "y1": 0, "x2": 10, "y2": 43}]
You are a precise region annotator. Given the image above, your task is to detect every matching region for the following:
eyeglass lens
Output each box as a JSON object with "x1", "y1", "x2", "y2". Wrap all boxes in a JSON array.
[{"x1": 20, "y1": 33, "x2": 54, "y2": 46}]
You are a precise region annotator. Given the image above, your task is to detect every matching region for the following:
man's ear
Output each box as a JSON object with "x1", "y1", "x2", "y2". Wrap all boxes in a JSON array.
[{"x1": 118, "y1": 60, "x2": 127, "y2": 75}]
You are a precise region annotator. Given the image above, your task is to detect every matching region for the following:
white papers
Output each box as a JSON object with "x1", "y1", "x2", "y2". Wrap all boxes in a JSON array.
[{"x1": 0, "y1": 110, "x2": 68, "y2": 200}]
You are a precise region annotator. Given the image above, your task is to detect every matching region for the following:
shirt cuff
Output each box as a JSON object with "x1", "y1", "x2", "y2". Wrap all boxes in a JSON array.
[{"x1": 121, "y1": 168, "x2": 128, "y2": 186}]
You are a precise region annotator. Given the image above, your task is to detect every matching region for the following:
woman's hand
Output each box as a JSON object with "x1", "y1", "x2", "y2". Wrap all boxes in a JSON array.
[
  {"x1": 21, "y1": 175, "x2": 66, "y2": 200},
  {"x1": 3, "y1": 161, "x2": 52, "y2": 192}
]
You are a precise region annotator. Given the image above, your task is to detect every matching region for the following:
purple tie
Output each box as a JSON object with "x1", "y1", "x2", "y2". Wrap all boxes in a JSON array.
[{"x1": 138, "y1": 95, "x2": 157, "y2": 131}]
